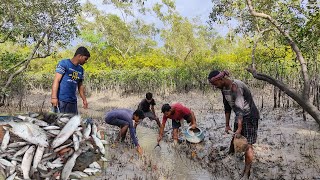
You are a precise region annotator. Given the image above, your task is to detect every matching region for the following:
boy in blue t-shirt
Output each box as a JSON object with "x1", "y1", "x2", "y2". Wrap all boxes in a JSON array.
[{"x1": 51, "y1": 46, "x2": 90, "y2": 114}]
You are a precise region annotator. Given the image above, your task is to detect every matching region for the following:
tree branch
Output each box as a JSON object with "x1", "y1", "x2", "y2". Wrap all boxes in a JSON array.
[
  {"x1": 2, "y1": 32, "x2": 47, "y2": 91},
  {"x1": 4, "y1": 53, "x2": 51, "y2": 73},
  {"x1": 247, "y1": 68, "x2": 320, "y2": 126},
  {"x1": 0, "y1": 31, "x2": 12, "y2": 43},
  {"x1": 245, "y1": 0, "x2": 310, "y2": 100}
]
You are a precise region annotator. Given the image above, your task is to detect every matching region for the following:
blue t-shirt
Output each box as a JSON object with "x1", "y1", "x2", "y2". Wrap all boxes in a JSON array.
[
  {"x1": 55, "y1": 59, "x2": 84, "y2": 103},
  {"x1": 104, "y1": 109, "x2": 139, "y2": 146}
]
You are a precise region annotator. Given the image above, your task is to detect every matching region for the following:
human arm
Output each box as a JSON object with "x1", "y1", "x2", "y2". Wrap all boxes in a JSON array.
[
  {"x1": 157, "y1": 116, "x2": 167, "y2": 142},
  {"x1": 233, "y1": 83, "x2": 246, "y2": 138},
  {"x1": 222, "y1": 93, "x2": 232, "y2": 133},
  {"x1": 127, "y1": 120, "x2": 143, "y2": 154},
  {"x1": 151, "y1": 105, "x2": 157, "y2": 118},
  {"x1": 51, "y1": 73, "x2": 63, "y2": 107},
  {"x1": 190, "y1": 111, "x2": 197, "y2": 129},
  {"x1": 78, "y1": 81, "x2": 88, "y2": 109}
]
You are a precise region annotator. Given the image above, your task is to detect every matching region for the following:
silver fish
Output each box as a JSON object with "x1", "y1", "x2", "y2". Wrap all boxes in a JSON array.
[
  {"x1": 70, "y1": 171, "x2": 88, "y2": 178},
  {"x1": 5, "y1": 172, "x2": 16, "y2": 180},
  {"x1": 100, "y1": 140, "x2": 108, "y2": 145},
  {"x1": 88, "y1": 162, "x2": 101, "y2": 169},
  {"x1": 13, "y1": 145, "x2": 30, "y2": 157},
  {"x1": 8, "y1": 142, "x2": 29, "y2": 148},
  {"x1": 46, "y1": 161, "x2": 63, "y2": 168},
  {"x1": 21, "y1": 145, "x2": 36, "y2": 179},
  {"x1": 83, "y1": 123, "x2": 91, "y2": 140},
  {"x1": 37, "y1": 163, "x2": 47, "y2": 171},
  {"x1": 51, "y1": 115, "x2": 81, "y2": 148},
  {"x1": 59, "y1": 117, "x2": 70, "y2": 123},
  {"x1": 18, "y1": 115, "x2": 49, "y2": 127},
  {"x1": 43, "y1": 126, "x2": 60, "y2": 130},
  {"x1": 32, "y1": 146, "x2": 45, "y2": 171},
  {"x1": 60, "y1": 148, "x2": 83, "y2": 180},
  {"x1": 1, "y1": 129, "x2": 10, "y2": 151},
  {"x1": 7, "y1": 121, "x2": 48, "y2": 147},
  {"x1": 0, "y1": 158, "x2": 13, "y2": 167},
  {"x1": 83, "y1": 167, "x2": 100, "y2": 173},
  {"x1": 72, "y1": 134, "x2": 79, "y2": 151},
  {"x1": 91, "y1": 123, "x2": 98, "y2": 136},
  {"x1": 47, "y1": 129, "x2": 61, "y2": 135},
  {"x1": 100, "y1": 156, "x2": 108, "y2": 162},
  {"x1": 52, "y1": 157, "x2": 63, "y2": 164},
  {"x1": 9, "y1": 160, "x2": 16, "y2": 175},
  {"x1": 92, "y1": 135, "x2": 105, "y2": 155}
]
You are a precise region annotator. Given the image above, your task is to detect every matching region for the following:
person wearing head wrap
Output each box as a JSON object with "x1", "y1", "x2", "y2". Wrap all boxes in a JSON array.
[{"x1": 208, "y1": 70, "x2": 260, "y2": 179}]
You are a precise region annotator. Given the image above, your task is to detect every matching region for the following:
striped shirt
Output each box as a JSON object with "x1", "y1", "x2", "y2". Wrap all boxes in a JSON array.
[{"x1": 222, "y1": 79, "x2": 259, "y2": 121}]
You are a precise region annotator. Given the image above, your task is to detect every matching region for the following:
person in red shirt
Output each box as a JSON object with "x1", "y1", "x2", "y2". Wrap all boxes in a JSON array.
[{"x1": 157, "y1": 103, "x2": 197, "y2": 144}]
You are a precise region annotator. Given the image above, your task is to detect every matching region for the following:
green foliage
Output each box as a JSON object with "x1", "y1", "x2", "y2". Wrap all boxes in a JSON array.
[{"x1": 2, "y1": 0, "x2": 319, "y2": 99}]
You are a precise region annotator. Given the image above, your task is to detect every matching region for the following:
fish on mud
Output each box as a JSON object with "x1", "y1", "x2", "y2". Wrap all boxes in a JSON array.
[
  {"x1": 31, "y1": 146, "x2": 45, "y2": 173},
  {"x1": 92, "y1": 135, "x2": 105, "y2": 155},
  {"x1": 21, "y1": 145, "x2": 36, "y2": 180},
  {"x1": 8, "y1": 142, "x2": 29, "y2": 148},
  {"x1": 91, "y1": 123, "x2": 98, "y2": 136},
  {"x1": 43, "y1": 126, "x2": 60, "y2": 130},
  {"x1": 0, "y1": 129, "x2": 10, "y2": 151},
  {"x1": 6, "y1": 121, "x2": 49, "y2": 147},
  {"x1": 73, "y1": 134, "x2": 80, "y2": 151},
  {"x1": 0, "y1": 158, "x2": 14, "y2": 167},
  {"x1": 83, "y1": 123, "x2": 91, "y2": 140},
  {"x1": 70, "y1": 171, "x2": 89, "y2": 178},
  {"x1": 60, "y1": 148, "x2": 83, "y2": 180},
  {"x1": 18, "y1": 115, "x2": 49, "y2": 127},
  {"x1": 89, "y1": 161, "x2": 101, "y2": 169},
  {"x1": 5, "y1": 172, "x2": 16, "y2": 180},
  {"x1": 51, "y1": 115, "x2": 81, "y2": 148},
  {"x1": 13, "y1": 145, "x2": 30, "y2": 157}
]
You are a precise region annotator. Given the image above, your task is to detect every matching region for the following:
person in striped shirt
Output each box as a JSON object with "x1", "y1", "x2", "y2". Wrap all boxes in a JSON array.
[{"x1": 208, "y1": 70, "x2": 260, "y2": 179}]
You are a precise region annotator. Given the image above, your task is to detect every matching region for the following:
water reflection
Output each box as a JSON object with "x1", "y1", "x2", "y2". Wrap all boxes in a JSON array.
[{"x1": 137, "y1": 126, "x2": 212, "y2": 180}]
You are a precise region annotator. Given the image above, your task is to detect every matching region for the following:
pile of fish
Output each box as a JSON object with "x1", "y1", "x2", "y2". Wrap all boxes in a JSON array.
[{"x1": 0, "y1": 113, "x2": 107, "y2": 180}]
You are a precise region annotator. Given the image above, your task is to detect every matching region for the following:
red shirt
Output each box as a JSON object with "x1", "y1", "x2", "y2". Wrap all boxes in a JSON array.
[{"x1": 162, "y1": 103, "x2": 191, "y2": 125}]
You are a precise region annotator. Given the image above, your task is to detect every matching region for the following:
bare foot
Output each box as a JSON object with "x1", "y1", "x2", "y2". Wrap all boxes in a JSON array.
[{"x1": 240, "y1": 164, "x2": 251, "y2": 179}]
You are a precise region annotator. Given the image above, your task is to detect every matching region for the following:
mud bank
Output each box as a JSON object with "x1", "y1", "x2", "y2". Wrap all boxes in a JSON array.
[{"x1": 1, "y1": 90, "x2": 320, "y2": 179}]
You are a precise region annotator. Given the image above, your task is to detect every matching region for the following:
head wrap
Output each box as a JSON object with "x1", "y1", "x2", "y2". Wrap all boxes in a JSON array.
[{"x1": 208, "y1": 70, "x2": 229, "y2": 83}]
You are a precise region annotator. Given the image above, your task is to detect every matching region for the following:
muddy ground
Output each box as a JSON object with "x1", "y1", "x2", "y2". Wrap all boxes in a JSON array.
[{"x1": 1, "y1": 88, "x2": 320, "y2": 180}]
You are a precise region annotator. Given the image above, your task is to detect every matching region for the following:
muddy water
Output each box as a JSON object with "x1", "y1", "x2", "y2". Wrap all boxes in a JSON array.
[{"x1": 137, "y1": 126, "x2": 212, "y2": 180}]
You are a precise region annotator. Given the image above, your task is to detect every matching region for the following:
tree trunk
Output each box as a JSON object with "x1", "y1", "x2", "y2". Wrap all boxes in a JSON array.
[
  {"x1": 245, "y1": 0, "x2": 320, "y2": 126},
  {"x1": 245, "y1": 0, "x2": 310, "y2": 100},
  {"x1": 0, "y1": 33, "x2": 46, "y2": 107},
  {"x1": 247, "y1": 69, "x2": 320, "y2": 126}
]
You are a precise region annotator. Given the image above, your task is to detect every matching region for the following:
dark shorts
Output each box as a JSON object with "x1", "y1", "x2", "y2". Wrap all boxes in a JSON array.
[
  {"x1": 144, "y1": 111, "x2": 157, "y2": 120},
  {"x1": 234, "y1": 116, "x2": 259, "y2": 144},
  {"x1": 105, "y1": 118, "x2": 129, "y2": 128},
  {"x1": 58, "y1": 101, "x2": 78, "y2": 114},
  {"x1": 172, "y1": 114, "x2": 192, "y2": 129}
]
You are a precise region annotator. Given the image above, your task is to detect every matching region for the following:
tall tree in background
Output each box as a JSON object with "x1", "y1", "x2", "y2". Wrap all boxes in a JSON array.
[
  {"x1": 0, "y1": 0, "x2": 81, "y2": 106},
  {"x1": 153, "y1": 0, "x2": 218, "y2": 61},
  {"x1": 210, "y1": 0, "x2": 320, "y2": 125},
  {"x1": 79, "y1": 2, "x2": 158, "y2": 60}
]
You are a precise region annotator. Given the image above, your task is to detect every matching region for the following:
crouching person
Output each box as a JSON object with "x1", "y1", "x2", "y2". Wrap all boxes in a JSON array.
[
  {"x1": 104, "y1": 109, "x2": 145, "y2": 155},
  {"x1": 157, "y1": 103, "x2": 197, "y2": 145}
]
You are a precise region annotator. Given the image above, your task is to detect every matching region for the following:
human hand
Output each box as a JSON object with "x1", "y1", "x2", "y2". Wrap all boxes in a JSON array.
[
  {"x1": 225, "y1": 126, "x2": 232, "y2": 134},
  {"x1": 136, "y1": 146, "x2": 143, "y2": 155},
  {"x1": 234, "y1": 129, "x2": 242, "y2": 138},
  {"x1": 51, "y1": 98, "x2": 58, "y2": 107},
  {"x1": 83, "y1": 99, "x2": 88, "y2": 109},
  {"x1": 190, "y1": 124, "x2": 196, "y2": 129}
]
